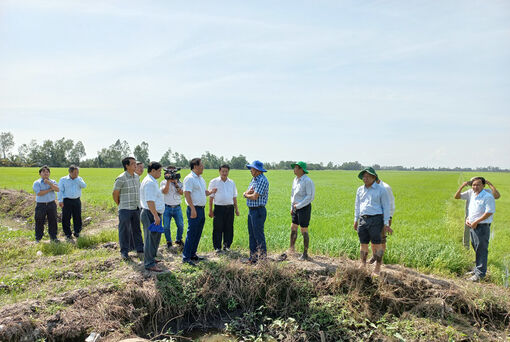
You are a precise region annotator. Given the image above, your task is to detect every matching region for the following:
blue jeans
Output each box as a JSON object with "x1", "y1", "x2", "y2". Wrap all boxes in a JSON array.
[
  {"x1": 182, "y1": 206, "x2": 205, "y2": 261},
  {"x1": 141, "y1": 209, "x2": 162, "y2": 269},
  {"x1": 470, "y1": 223, "x2": 491, "y2": 278},
  {"x1": 163, "y1": 205, "x2": 184, "y2": 244},
  {"x1": 118, "y1": 209, "x2": 143, "y2": 258},
  {"x1": 248, "y1": 206, "x2": 267, "y2": 261}
]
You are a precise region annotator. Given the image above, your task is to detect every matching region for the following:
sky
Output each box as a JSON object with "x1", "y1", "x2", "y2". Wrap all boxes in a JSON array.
[{"x1": 1, "y1": 0, "x2": 509, "y2": 168}]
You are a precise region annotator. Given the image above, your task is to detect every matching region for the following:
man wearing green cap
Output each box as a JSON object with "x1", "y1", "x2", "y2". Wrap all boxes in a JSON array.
[
  {"x1": 354, "y1": 167, "x2": 391, "y2": 275},
  {"x1": 289, "y1": 161, "x2": 315, "y2": 260}
]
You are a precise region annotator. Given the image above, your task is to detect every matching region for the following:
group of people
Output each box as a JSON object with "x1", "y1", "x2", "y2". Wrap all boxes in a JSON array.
[{"x1": 31, "y1": 159, "x2": 499, "y2": 281}]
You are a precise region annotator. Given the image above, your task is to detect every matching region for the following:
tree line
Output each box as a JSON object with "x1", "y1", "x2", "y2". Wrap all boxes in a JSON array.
[{"x1": 0, "y1": 132, "x2": 507, "y2": 172}]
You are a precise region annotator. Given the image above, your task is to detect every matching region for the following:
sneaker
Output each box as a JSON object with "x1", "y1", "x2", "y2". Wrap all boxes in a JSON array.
[
  {"x1": 223, "y1": 247, "x2": 230, "y2": 252},
  {"x1": 298, "y1": 253, "x2": 309, "y2": 261},
  {"x1": 277, "y1": 253, "x2": 287, "y2": 262},
  {"x1": 465, "y1": 270, "x2": 475, "y2": 276},
  {"x1": 215, "y1": 249, "x2": 222, "y2": 254},
  {"x1": 468, "y1": 274, "x2": 481, "y2": 282}
]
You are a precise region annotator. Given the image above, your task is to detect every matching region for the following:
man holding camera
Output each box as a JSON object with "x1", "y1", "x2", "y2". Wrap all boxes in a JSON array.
[
  {"x1": 208, "y1": 164, "x2": 240, "y2": 253},
  {"x1": 160, "y1": 165, "x2": 184, "y2": 249},
  {"x1": 182, "y1": 158, "x2": 217, "y2": 265},
  {"x1": 140, "y1": 161, "x2": 165, "y2": 272}
]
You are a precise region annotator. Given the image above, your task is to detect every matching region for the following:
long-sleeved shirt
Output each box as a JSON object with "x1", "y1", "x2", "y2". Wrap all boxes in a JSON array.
[
  {"x1": 33, "y1": 178, "x2": 57, "y2": 203},
  {"x1": 379, "y1": 180, "x2": 395, "y2": 217},
  {"x1": 58, "y1": 175, "x2": 87, "y2": 202},
  {"x1": 354, "y1": 181, "x2": 390, "y2": 225},
  {"x1": 290, "y1": 175, "x2": 315, "y2": 210}
]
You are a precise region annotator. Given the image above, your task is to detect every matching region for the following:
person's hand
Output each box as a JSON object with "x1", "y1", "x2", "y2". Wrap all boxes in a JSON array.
[
  {"x1": 461, "y1": 181, "x2": 469, "y2": 187},
  {"x1": 154, "y1": 215, "x2": 161, "y2": 226},
  {"x1": 235, "y1": 209, "x2": 240, "y2": 216},
  {"x1": 247, "y1": 188, "x2": 255, "y2": 195},
  {"x1": 209, "y1": 210, "x2": 214, "y2": 218},
  {"x1": 389, "y1": 218, "x2": 392, "y2": 227},
  {"x1": 59, "y1": 202, "x2": 64, "y2": 208},
  {"x1": 190, "y1": 208, "x2": 197, "y2": 219},
  {"x1": 486, "y1": 180, "x2": 492, "y2": 186},
  {"x1": 210, "y1": 188, "x2": 217, "y2": 194},
  {"x1": 43, "y1": 179, "x2": 51, "y2": 185},
  {"x1": 290, "y1": 209, "x2": 293, "y2": 215},
  {"x1": 465, "y1": 219, "x2": 472, "y2": 228},
  {"x1": 470, "y1": 221, "x2": 478, "y2": 230},
  {"x1": 353, "y1": 221, "x2": 358, "y2": 231},
  {"x1": 384, "y1": 225, "x2": 393, "y2": 235}
]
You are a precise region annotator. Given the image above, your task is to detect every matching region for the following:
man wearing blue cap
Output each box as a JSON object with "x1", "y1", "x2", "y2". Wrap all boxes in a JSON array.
[{"x1": 243, "y1": 160, "x2": 269, "y2": 263}]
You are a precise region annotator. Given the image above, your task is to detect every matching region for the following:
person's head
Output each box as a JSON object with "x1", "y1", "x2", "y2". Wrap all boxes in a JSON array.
[
  {"x1": 68, "y1": 165, "x2": 79, "y2": 179},
  {"x1": 135, "y1": 161, "x2": 144, "y2": 176},
  {"x1": 39, "y1": 165, "x2": 50, "y2": 179},
  {"x1": 219, "y1": 164, "x2": 230, "y2": 179},
  {"x1": 470, "y1": 176, "x2": 486, "y2": 194},
  {"x1": 122, "y1": 157, "x2": 136, "y2": 173},
  {"x1": 250, "y1": 168, "x2": 262, "y2": 178},
  {"x1": 358, "y1": 167, "x2": 378, "y2": 187},
  {"x1": 147, "y1": 161, "x2": 162, "y2": 178},
  {"x1": 166, "y1": 165, "x2": 176, "y2": 171},
  {"x1": 246, "y1": 160, "x2": 267, "y2": 178},
  {"x1": 190, "y1": 158, "x2": 203, "y2": 175},
  {"x1": 291, "y1": 161, "x2": 308, "y2": 177}
]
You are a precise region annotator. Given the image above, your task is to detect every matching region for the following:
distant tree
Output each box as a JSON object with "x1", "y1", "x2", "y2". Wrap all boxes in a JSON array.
[
  {"x1": 133, "y1": 141, "x2": 150, "y2": 164},
  {"x1": 0, "y1": 132, "x2": 14, "y2": 159},
  {"x1": 159, "y1": 147, "x2": 173, "y2": 166},
  {"x1": 229, "y1": 155, "x2": 248, "y2": 169},
  {"x1": 339, "y1": 161, "x2": 363, "y2": 170},
  {"x1": 173, "y1": 152, "x2": 189, "y2": 168},
  {"x1": 201, "y1": 151, "x2": 224, "y2": 169},
  {"x1": 372, "y1": 164, "x2": 381, "y2": 170},
  {"x1": 69, "y1": 141, "x2": 86, "y2": 165},
  {"x1": 97, "y1": 139, "x2": 131, "y2": 168}
]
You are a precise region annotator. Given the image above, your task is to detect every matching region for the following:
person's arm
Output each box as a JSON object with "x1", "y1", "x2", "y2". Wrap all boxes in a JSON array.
[
  {"x1": 58, "y1": 179, "x2": 64, "y2": 207},
  {"x1": 112, "y1": 178, "x2": 123, "y2": 205},
  {"x1": 233, "y1": 196, "x2": 240, "y2": 216},
  {"x1": 77, "y1": 177, "x2": 87, "y2": 189},
  {"x1": 209, "y1": 196, "x2": 214, "y2": 218},
  {"x1": 206, "y1": 188, "x2": 217, "y2": 196},
  {"x1": 175, "y1": 181, "x2": 184, "y2": 195},
  {"x1": 161, "y1": 179, "x2": 171, "y2": 194},
  {"x1": 486, "y1": 180, "x2": 500, "y2": 199},
  {"x1": 36, "y1": 181, "x2": 58, "y2": 196},
  {"x1": 147, "y1": 201, "x2": 161, "y2": 225},
  {"x1": 354, "y1": 188, "x2": 360, "y2": 229},
  {"x1": 381, "y1": 189, "x2": 392, "y2": 234},
  {"x1": 184, "y1": 191, "x2": 197, "y2": 218},
  {"x1": 454, "y1": 182, "x2": 469, "y2": 199},
  {"x1": 244, "y1": 191, "x2": 259, "y2": 200},
  {"x1": 295, "y1": 179, "x2": 315, "y2": 209},
  {"x1": 467, "y1": 212, "x2": 492, "y2": 229},
  {"x1": 112, "y1": 190, "x2": 120, "y2": 205}
]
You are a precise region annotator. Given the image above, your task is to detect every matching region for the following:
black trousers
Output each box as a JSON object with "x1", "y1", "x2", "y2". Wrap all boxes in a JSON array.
[
  {"x1": 34, "y1": 201, "x2": 58, "y2": 241},
  {"x1": 62, "y1": 198, "x2": 82, "y2": 238},
  {"x1": 212, "y1": 205, "x2": 234, "y2": 249}
]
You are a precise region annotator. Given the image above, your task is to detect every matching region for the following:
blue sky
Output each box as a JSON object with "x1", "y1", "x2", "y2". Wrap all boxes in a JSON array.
[{"x1": 1, "y1": 0, "x2": 509, "y2": 168}]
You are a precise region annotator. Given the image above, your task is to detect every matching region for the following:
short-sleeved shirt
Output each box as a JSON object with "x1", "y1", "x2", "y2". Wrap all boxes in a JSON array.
[
  {"x1": 209, "y1": 177, "x2": 238, "y2": 205},
  {"x1": 291, "y1": 174, "x2": 315, "y2": 209},
  {"x1": 113, "y1": 171, "x2": 140, "y2": 210},
  {"x1": 461, "y1": 189, "x2": 495, "y2": 224},
  {"x1": 160, "y1": 179, "x2": 183, "y2": 206},
  {"x1": 140, "y1": 174, "x2": 165, "y2": 214},
  {"x1": 246, "y1": 173, "x2": 269, "y2": 207},
  {"x1": 183, "y1": 171, "x2": 207, "y2": 206},
  {"x1": 462, "y1": 188, "x2": 493, "y2": 218},
  {"x1": 33, "y1": 178, "x2": 57, "y2": 203}
]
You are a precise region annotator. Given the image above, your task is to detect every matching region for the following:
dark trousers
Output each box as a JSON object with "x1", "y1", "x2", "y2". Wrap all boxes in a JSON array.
[
  {"x1": 247, "y1": 206, "x2": 267, "y2": 261},
  {"x1": 213, "y1": 204, "x2": 234, "y2": 250},
  {"x1": 62, "y1": 198, "x2": 82, "y2": 238},
  {"x1": 34, "y1": 201, "x2": 58, "y2": 241},
  {"x1": 182, "y1": 206, "x2": 205, "y2": 261},
  {"x1": 470, "y1": 223, "x2": 491, "y2": 278},
  {"x1": 141, "y1": 209, "x2": 162, "y2": 269},
  {"x1": 118, "y1": 209, "x2": 144, "y2": 258}
]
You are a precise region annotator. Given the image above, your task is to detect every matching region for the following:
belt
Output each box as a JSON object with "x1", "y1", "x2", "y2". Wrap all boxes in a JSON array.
[
  {"x1": 361, "y1": 214, "x2": 382, "y2": 219},
  {"x1": 193, "y1": 206, "x2": 205, "y2": 208},
  {"x1": 214, "y1": 204, "x2": 234, "y2": 207},
  {"x1": 165, "y1": 204, "x2": 180, "y2": 208},
  {"x1": 63, "y1": 197, "x2": 80, "y2": 200},
  {"x1": 248, "y1": 206, "x2": 265, "y2": 210}
]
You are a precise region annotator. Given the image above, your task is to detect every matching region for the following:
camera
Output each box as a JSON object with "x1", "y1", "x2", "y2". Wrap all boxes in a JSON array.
[{"x1": 164, "y1": 167, "x2": 181, "y2": 181}]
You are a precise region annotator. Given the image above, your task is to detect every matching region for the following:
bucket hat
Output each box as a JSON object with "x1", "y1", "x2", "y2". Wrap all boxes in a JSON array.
[
  {"x1": 290, "y1": 161, "x2": 309, "y2": 174},
  {"x1": 246, "y1": 160, "x2": 267, "y2": 172}
]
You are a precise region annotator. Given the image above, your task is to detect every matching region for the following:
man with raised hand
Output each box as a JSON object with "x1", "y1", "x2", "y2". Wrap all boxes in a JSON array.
[
  {"x1": 354, "y1": 167, "x2": 391, "y2": 276},
  {"x1": 140, "y1": 161, "x2": 165, "y2": 272},
  {"x1": 208, "y1": 164, "x2": 240, "y2": 253},
  {"x1": 368, "y1": 177, "x2": 395, "y2": 265},
  {"x1": 182, "y1": 158, "x2": 217, "y2": 266},
  {"x1": 58, "y1": 165, "x2": 87, "y2": 242},
  {"x1": 460, "y1": 177, "x2": 500, "y2": 250},
  {"x1": 289, "y1": 161, "x2": 315, "y2": 261},
  {"x1": 33, "y1": 165, "x2": 60, "y2": 243},
  {"x1": 113, "y1": 157, "x2": 144, "y2": 261},
  {"x1": 243, "y1": 160, "x2": 269, "y2": 264},
  {"x1": 455, "y1": 177, "x2": 496, "y2": 282}
]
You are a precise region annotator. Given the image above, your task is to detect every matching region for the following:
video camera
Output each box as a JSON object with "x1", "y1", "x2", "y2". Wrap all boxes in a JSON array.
[{"x1": 164, "y1": 167, "x2": 181, "y2": 181}]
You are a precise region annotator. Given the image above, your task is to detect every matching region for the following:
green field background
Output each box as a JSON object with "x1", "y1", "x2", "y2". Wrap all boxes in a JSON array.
[{"x1": 1, "y1": 167, "x2": 509, "y2": 284}]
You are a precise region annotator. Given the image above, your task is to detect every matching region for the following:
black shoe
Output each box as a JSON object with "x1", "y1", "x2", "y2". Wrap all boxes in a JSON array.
[
  {"x1": 182, "y1": 260, "x2": 197, "y2": 267},
  {"x1": 74, "y1": 232, "x2": 80, "y2": 238},
  {"x1": 167, "y1": 242, "x2": 173, "y2": 249},
  {"x1": 122, "y1": 255, "x2": 133, "y2": 262},
  {"x1": 175, "y1": 240, "x2": 184, "y2": 247},
  {"x1": 191, "y1": 255, "x2": 205, "y2": 261},
  {"x1": 50, "y1": 238, "x2": 60, "y2": 244},
  {"x1": 66, "y1": 236, "x2": 75, "y2": 244}
]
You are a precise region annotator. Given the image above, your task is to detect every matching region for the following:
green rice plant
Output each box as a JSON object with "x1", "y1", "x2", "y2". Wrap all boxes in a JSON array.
[
  {"x1": 76, "y1": 229, "x2": 118, "y2": 249},
  {"x1": 40, "y1": 240, "x2": 74, "y2": 256}
]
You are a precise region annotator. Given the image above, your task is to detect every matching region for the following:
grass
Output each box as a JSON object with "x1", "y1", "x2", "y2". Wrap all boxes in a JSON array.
[{"x1": 1, "y1": 167, "x2": 509, "y2": 285}]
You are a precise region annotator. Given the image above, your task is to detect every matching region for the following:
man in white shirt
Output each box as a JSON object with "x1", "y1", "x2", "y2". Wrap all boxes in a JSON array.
[
  {"x1": 140, "y1": 161, "x2": 165, "y2": 272},
  {"x1": 208, "y1": 164, "x2": 240, "y2": 253},
  {"x1": 289, "y1": 161, "x2": 315, "y2": 261},
  {"x1": 369, "y1": 178, "x2": 395, "y2": 265},
  {"x1": 160, "y1": 166, "x2": 184, "y2": 249},
  {"x1": 182, "y1": 158, "x2": 217, "y2": 265},
  {"x1": 455, "y1": 176, "x2": 496, "y2": 281}
]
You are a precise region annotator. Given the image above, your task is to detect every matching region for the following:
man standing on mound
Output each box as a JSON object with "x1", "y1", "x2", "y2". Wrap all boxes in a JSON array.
[
  {"x1": 354, "y1": 167, "x2": 391, "y2": 275},
  {"x1": 243, "y1": 160, "x2": 269, "y2": 264},
  {"x1": 289, "y1": 161, "x2": 315, "y2": 261},
  {"x1": 368, "y1": 177, "x2": 395, "y2": 265}
]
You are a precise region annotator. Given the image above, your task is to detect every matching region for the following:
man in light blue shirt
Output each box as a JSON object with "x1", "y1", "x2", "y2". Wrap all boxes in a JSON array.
[
  {"x1": 354, "y1": 167, "x2": 391, "y2": 276},
  {"x1": 32, "y1": 165, "x2": 60, "y2": 243},
  {"x1": 58, "y1": 165, "x2": 87, "y2": 242}
]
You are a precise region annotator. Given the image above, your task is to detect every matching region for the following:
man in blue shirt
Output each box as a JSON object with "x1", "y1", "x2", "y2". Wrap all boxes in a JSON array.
[
  {"x1": 243, "y1": 160, "x2": 269, "y2": 264},
  {"x1": 58, "y1": 165, "x2": 87, "y2": 242},
  {"x1": 354, "y1": 167, "x2": 391, "y2": 276},
  {"x1": 32, "y1": 165, "x2": 60, "y2": 243}
]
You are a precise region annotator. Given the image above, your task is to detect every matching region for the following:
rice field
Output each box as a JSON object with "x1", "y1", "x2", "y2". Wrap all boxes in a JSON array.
[{"x1": 1, "y1": 167, "x2": 509, "y2": 284}]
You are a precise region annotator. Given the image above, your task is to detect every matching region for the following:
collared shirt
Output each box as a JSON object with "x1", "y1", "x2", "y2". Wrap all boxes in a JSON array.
[
  {"x1": 291, "y1": 174, "x2": 315, "y2": 210},
  {"x1": 183, "y1": 171, "x2": 207, "y2": 206},
  {"x1": 461, "y1": 189, "x2": 495, "y2": 224},
  {"x1": 354, "y1": 181, "x2": 390, "y2": 225},
  {"x1": 247, "y1": 173, "x2": 269, "y2": 207},
  {"x1": 463, "y1": 188, "x2": 493, "y2": 218},
  {"x1": 209, "y1": 177, "x2": 238, "y2": 205},
  {"x1": 113, "y1": 171, "x2": 140, "y2": 210},
  {"x1": 160, "y1": 180, "x2": 183, "y2": 206},
  {"x1": 57, "y1": 175, "x2": 87, "y2": 202},
  {"x1": 140, "y1": 174, "x2": 165, "y2": 214},
  {"x1": 33, "y1": 178, "x2": 57, "y2": 203},
  {"x1": 379, "y1": 180, "x2": 395, "y2": 217}
]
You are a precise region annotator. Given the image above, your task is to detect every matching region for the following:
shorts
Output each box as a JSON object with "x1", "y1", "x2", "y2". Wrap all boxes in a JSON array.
[
  {"x1": 291, "y1": 204, "x2": 311, "y2": 227},
  {"x1": 357, "y1": 214, "x2": 383, "y2": 244}
]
